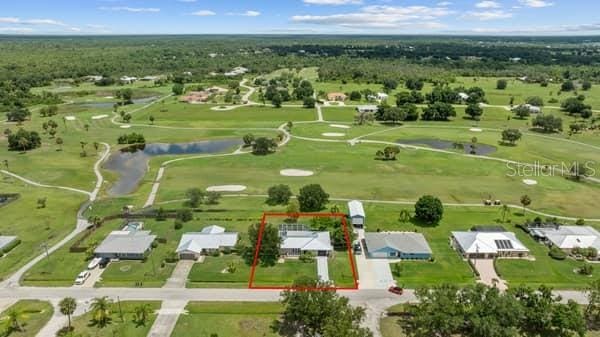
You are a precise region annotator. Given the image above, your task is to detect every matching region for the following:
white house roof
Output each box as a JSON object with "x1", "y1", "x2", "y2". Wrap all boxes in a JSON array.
[
  {"x1": 0, "y1": 236, "x2": 17, "y2": 250},
  {"x1": 176, "y1": 226, "x2": 238, "y2": 254},
  {"x1": 95, "y1": 230, "x2": 156, "y2": 255},
  {"x1": 452, "y1": 231, "x2": 529, "y2": 254},
  {"x1": 280, "y1": 230, "x2": 333, "y2": 251},
  {"x1": 348, "y1": 200, "x2": 365, "y2": 218},
  {"x1": 458, "y1": 92, "x2": 470, "y2": 100},
  {"x1": 532, "y1": 226, "x2": 600, "y2": 250}
]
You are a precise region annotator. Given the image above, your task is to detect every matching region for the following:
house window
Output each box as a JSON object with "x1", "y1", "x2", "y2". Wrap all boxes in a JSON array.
[{"x1": 389, "y1": 252, "x2": 397, "y2": 257}]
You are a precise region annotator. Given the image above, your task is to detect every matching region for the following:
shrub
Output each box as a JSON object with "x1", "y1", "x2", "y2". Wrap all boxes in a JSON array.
[
  {"x1": 174, "y1": 220, "x2": 183, "y2": 230},
  {"x1": 299, "y1": 251, "x2": 315, "y2": 263},
  {"x1": 549, "y1": 246, "x2": 567, "y2": 260},
  {"x1": 579, "y1": 264, "x2": 593, "y2": 275}
]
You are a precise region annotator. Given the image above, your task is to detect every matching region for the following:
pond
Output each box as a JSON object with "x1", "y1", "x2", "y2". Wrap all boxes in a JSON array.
[
  {"x1": 396, "y1": 138, "x2": 497, "y2": 156},
  {"x1": 78, "y1": 96, "x2": 159, "y2": 109},
  {"x1": 104, "y1": 139, "x2": 242, "y2": 196}
]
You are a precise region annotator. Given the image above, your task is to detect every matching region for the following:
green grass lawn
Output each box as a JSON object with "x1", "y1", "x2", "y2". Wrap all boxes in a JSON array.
[
  {"x1": 157, "y1": 139, "x2": 600, "y2": 218},
  {"x1": 171, "y1": 302, "x2": 282, "y2": 337},
  {"x1": 496, "y1": 228, "x2": 597, "y2": 289},
  {"x1": 251, "y1": 259, "x2": 317, "y2": 287},
  {"x1": 0, "y1": 300, "x2": 53, "y2": 337},
  {"x1": 187, "y1": 255, "x2": 251, "y2": 288},
  {"x1": 69, "y1": 301, "x2": 160, "y2": 337},
  {"x1": 329, "y1": 253, "x2": 357, "y2": 288},
  {"x1": 0, "y1": 178, "x2": 87, "y2": 282}
]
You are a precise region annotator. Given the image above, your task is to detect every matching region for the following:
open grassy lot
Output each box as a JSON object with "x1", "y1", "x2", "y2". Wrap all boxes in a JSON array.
[
  {"x1": 0, "y1": 300, "x2": 53, "y2": 337},
  {"x1": 188, "y1": 255, "x2": 251, "y2": 288},
  {"x1": 131, "y1": 100, "x2": 317, "y2": 127},
  {"x1": 496, "y1": 228, "x2": 597, "y2": 289},
  {"x1": 329, "y1": 253, "x2": 357, "y2": 288},
  {"x1": 171, "y1": 302, "x2": 282, "y2": 337},
  {"x1": 157, "y1": 139, "x2": 600, "y2": 218},
  {"x1": 251, "y1": 259, "x2": 318, "y2": 288},
  {"x1": 69, "y1": 301, "x2": 160, "y2": 337},
  {"x1": 0, "y1": 178, "x2": 86, "y2": 282}
]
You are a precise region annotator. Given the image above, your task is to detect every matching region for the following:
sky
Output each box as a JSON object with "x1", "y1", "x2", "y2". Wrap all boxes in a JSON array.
[{"x1": 1, "y1": 0, "x2": 599, "y2": 36}]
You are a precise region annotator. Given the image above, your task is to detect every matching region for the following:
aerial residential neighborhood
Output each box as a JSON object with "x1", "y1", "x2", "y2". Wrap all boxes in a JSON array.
[{"x1": 1, "y1": 1, "x2": 600, "y2": 336}]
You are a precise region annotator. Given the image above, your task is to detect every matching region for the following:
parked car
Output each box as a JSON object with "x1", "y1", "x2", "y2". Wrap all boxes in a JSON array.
[
  {"x1": 388, "y1": 286, "x2": 404, "y2": 295},
  {"x1": 74, "y1": 271, "x2": 91, "y2": 285},
  {"x1": 99, "y1": 257, "x2": 110, "y2": 269},
  {"x1": 353, "y1": 242, "x2": 362, "y2": 255},
  {"x1": 87, "y1": 257, "x2": 102, "y2": 270}
]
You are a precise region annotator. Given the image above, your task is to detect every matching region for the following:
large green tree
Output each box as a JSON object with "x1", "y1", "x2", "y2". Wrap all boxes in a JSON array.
[
  {"x1": 266, "y1": 184, "x2": 293, "y2": 206},
  {"x1": 297, "y1": 184, "x2": 330, "y2": 212},
  {"x1": 414, "y1": 195, "x2": 444, "y2": 224},
  {"x1": 242, "y1": 223, "x2": 280, "y2": 267}
]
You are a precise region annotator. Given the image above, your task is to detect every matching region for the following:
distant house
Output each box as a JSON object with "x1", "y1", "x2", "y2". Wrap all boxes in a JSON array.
[
  {"x1": 85, "y1": 75, "x2": 103, "y2": 82},
  {"x1": 458, "y1": 92, "x2": 470, "y2": 101},
  {"x1": 120, "y1": 76, "x2": 138, "y2": 84},
  {"x1": 451, "y1": 229, "x2": 529, "y2": 259},
  {"x1": 0, "y1": 236, "x2": 18, "y2": 253},
  {"x1": 180, "y1": 91, "x2": 211, "y2": 104},
  {"x1": 514, "y1": 104, "x2": 541, "y2": 114},
  {"x1": 140, "y1": 76, "x2": 160, "y2": 81},
  {"x1": 279, "y1": 224, "x2": 333, "y2": 257},
  {"x1": 327, "y1": 92, "x2": 347, "y2": 102},
  {"x1": 95, "y1": 230, "x2": 156, "y2": 260},
  {"x1": 364, "y1": 232, "x2": 432, "y2": 259},
  {"x1": 225, "y1": 67, "x2": 249, "y2": 77},
  {"x1": 530, "y1": 225, "x2": 600, "y2": 254},
  {"x1": 176, "y1": 225, "x2": 239, "y2": 260},
  {"x1": 348, "y1": 200, "x2": 365, "y2": 228},
  {"x1": 356, "y1": 105, "x2": 378, "y2": 114},
  {"x1": 377, "y1": 93, "x2": 389, "y2": 101}
]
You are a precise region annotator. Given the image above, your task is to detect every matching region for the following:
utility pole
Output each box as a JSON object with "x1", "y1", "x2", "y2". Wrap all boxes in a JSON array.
[
  {"x1": 41, "y1": 242, "x2": 50, "y2": 261},
  {"x1": 117, "y1": 296, "x2": 124, "y2": 323}
]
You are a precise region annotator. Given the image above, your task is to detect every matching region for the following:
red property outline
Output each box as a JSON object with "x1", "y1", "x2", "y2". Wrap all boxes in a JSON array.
[{"x1": 248, "y1": 212, "x2": 359, "y2": 291}]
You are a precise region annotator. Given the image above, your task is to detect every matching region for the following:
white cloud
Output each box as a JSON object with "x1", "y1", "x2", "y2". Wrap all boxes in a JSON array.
[
  {"x1": 99, "y1": 7, "x2": 160, "y2": 13},
  {"x1": 0, "y1": 27, "x2": 35, "y2": 33},
  {"x1": 519, "y1": 0, "x2": 554, "y2": 8},
  {"x1": 190, "y1": 10, "x2": 216, "y2": 16},
  {"x1": 292, "y1": 5, "x2": 452, "y2": 29},
  {"x1": 0, "y1": 17, "x2": 67, "y2": 26},
  {"x1": 463, "y1": 10, "x2": 513, "y2": 20},
  {"x1": 437, "y1": 1, "x2": 452, "y2": 6},
  {"x1": 303, "y1": 0, "x2": 363, "y2": 5},
  {"x1": 227, "y1": 11, "x2": 261, "y2": 17},
  {"x1": 476, "y1": 1, "x2": 501, "y2": 8}
]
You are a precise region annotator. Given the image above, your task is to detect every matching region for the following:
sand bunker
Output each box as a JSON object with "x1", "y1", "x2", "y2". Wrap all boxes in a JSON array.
[
  {"x1": 206, "y1": 185, "x2": 247, "y2": 192},
  {"x1": 92, "y1": 114, "x2": 109, "y2": 120},
  {"x1": 329, "y1": 124, "x2": 351, "y2": 129},
  {"x1": 210, "y1": 105, "x2": 237, "y2": 111},
  {"x1": 280, "y1": 169, "x2": 314, "y2": 177},
  {"x1": 523, "y1": 179, "x2": 538, "y2": 186},
  {"x1": 120, "y1": 125, "x2": 131, "y2": 129},
  {"x1": 104, "y1": 96, "x2": 114, "y2": 99},
  {"x1": 322, "y1": 132, "x2": 345, "y2": 137},
  {"x1": 470, "y1": 128, "x2": 483, "y2": 132},
  {"x1": 64, "y1": 116, "x2": 76, "y2": 121}
]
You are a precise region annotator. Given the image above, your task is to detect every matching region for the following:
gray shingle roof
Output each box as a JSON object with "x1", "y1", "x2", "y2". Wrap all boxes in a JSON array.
[
  {"x1": 364, "y1": 232, "x2": 432, "y2": 255},
  {"x1": 95, "y1": 230, "x2": 156, "y2": 255}
]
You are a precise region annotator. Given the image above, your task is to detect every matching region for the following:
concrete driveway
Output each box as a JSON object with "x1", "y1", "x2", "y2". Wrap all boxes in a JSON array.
[
  {"x1": 73, "y1": 267, "x2": 104, "y2": 288},
  {"x1": 316, "y1": 256, "x2": 330, "y2": 282},
  {"x1": 164, "y1": 260, "x2": 195, "y2": 289},
  {"x1": 355, "y1": 229, "x2": 395, "y2": 290},
  {"x1": 472, "y1": 259, "x2": 507, "y2": 291},
  {"x1": 147, "y1": 300, "x2": 188, "y2": 337}
]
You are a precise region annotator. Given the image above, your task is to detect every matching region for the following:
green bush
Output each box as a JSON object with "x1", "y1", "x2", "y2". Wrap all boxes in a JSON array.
[
  {"x1": 549, "y1": 246, "x2": 567, "y2": 260},
  {"x1": 579, "y1": 264, "x2": 594, "y2": 275}
]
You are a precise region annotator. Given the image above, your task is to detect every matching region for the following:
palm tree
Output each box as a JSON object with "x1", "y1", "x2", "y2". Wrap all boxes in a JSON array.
[
  {"x1": 90, "y1": 297, "x2": 112, "y2": 328},
  {"x1": 17, "y1": 137, "x2": 31, "y2": 153},
  {"x1": 133, "y1": 304, "x2": 152, "y2": 326},
  {"x1": 4, "y1": 309, "x2": 24, "y2": 333},
  {"x1": 59, "y1": 297, "x2": 77, "y2": 331},
  {"x1": 500, "y1": 204, "x2": 510, "y2": 223}
]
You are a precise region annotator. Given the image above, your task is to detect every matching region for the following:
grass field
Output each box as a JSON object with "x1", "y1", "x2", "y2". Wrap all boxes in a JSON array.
[
  {"x1": 0, "y1": 300, "x2": 53, "y2": 337},
  {"x1": 187, "y1": 255, "x2": 251, "y2": 288},
  {"x1": 69, "y1": 301, "x2": 160, "y2": 337},
  {"x1": 0, "y1": 178, "x2": 86, "y2": 282},
  {"x1": 171, "y1": 302, "x2": 282, "y2": 337}
]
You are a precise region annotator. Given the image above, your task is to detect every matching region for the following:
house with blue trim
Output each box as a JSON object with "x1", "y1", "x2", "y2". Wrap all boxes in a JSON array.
[{"x1": 364, "y1": 232, "x2": 432, "y2": 260}]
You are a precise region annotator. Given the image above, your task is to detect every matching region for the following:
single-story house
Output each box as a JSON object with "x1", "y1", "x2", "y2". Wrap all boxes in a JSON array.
[
  {"x1": 530, "y1": 225, "x2": 600, "y2": 254},
  {"x1": 176, "y1": 225, "x2": 239, "y2": 260},
  {"x1": 279, "y1": 224, "x2": 333, "y2": 257},
  {"x1": 364, "y1": 232, "x2": 432, "y2": 260},
  {"x1": 348, "y1": 200, "x2": 365, "y2": 228},
  {"x1": 451, "y1": 230, "x2": 529, "y2": 259},
  {"x1": 0, "y1": 236, "x2": 18, "y2": 252},
  {"x1": 458, "y1": 92, "x2": 470, "y2": 101},
  {"x1": 120, "y1": 76, "x2": 137, "y2": 84},
  {"x1": 521, "y1": 104, "x2": 542, "y2": 114},
  {"x1": 327, "y1": 92, "x2": 347, "y2": 102},
  {"x1": 180, "y1": 91, "x2": 211, "y2": 104},
  {"x1": 356, "y1": 105, "x2": 378, "y2": 114},
  {"x1": 95, "y1": 230, "x2": 156, "y2": 260},
  {"x1": 377, "y1": 92, "x2": 389, "y2": 101}
]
